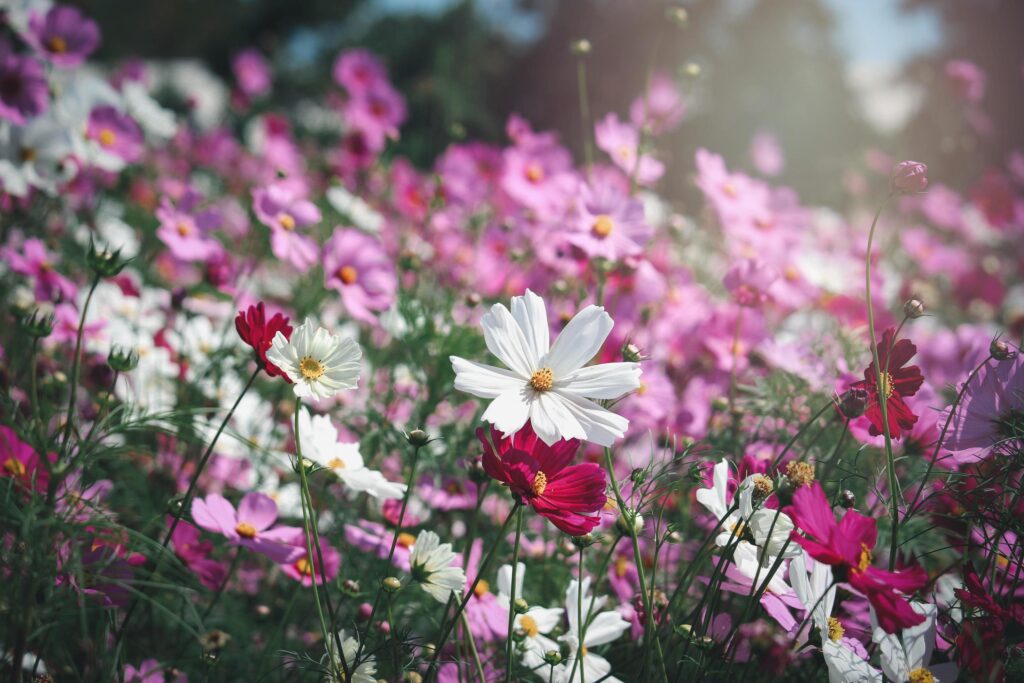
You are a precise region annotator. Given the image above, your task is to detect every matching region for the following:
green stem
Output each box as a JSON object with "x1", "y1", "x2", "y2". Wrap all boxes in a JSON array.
[
  {"x1": 576, "y1": 55, "x2": 593, "y2": 173},
  {"x1": 567, "y1": 545, "x2": 586, "y2": 683},
  {"x1": 504, "y1": 504, "x2": 525, "y2": 683},
  {"x1": 59, "y1": 274, "x2": 100, "y2": 456},
  {"x1": 460, "y1": 602, "x2": 487, "y2": 683}
]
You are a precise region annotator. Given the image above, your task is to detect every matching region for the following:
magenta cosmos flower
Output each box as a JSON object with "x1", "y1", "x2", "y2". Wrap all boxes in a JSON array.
[
  {"x1": 27, "y1": 5, "x2": 100, "y2": 68},
  {"x1": 945, "y1": 350, "x2": 1024, "y2": 462},
  {"x1": 191, "y1": 492, "x2": 299, "y2": 562},
  {"x1": 232, "y1": 48, "x2": 271, "y2": 98},
  {"x1": 3, "y1": 237, "x2": 77, "y2": 302},
  {"x1": 1, "y1": 425, "x2": 51, "y2": 493},
  {"x1": 478, "y1": 423, "x2": 606, "y2": 536},
  {"x1": 87, "y1": 106, "x2": 144, "y2": 164},
  {"x1": 252, "y1": 184, "x2": 321, "y2": 272},
  {"x1": 155, "y1": 190, "x2": 223, "y2": 262},
  {"x1": 724, "y1": 258, "x2": 778, "y2": 308},
  {"x1": 322, "y1": 228, "x2": 397, "y2": 324},
  {"x1": 332, "y1": 49, "x2": 389, "y2": 95},
  {"x1": 629, "y1": 72, "x2": 685, "y2": 134},
  {"x1": 566, "y1": 179, "x2": 653, "y2": 262},
  {"x1": 278, "y1": 530, "x2": 341, "y2": 587},
  {"x1": 0, "y1": 43, "x2": 49, "y2": 125}
]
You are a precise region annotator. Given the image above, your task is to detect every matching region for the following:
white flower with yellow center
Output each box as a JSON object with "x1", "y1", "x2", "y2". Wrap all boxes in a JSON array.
[
  {"x1": 553, "y1": 577, "x2": 630, "y2": 683},
  {"x1": 409, "y1": 530, "x2": 466, "y2": 603},
  {"x1": 497, "y1": 562, "x2": 563, "y2": 671},
  {"x1": 297, "y1": 407, "x2": 406, "y2": 500},
  {"x1": 323, "y1": 630, "x2": 377, "y2": 683},
  {"x1": 450, "y1": 289, "x2": 641, "y2": 446},
  {"x1": 872, "y1": 602, "x2": 955, "y2": 683},
  {"x1": 266, "y1": 319, "x2": 362, "y2": 401}
]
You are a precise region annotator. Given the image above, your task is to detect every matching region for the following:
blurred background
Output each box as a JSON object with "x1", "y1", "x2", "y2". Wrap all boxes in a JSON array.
[{"x1": 69, "y1": 0, "x2": 1024, "y2": 206}]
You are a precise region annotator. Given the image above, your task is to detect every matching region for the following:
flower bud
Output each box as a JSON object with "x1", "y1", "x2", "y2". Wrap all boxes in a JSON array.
[
  {"x1": 465, "y1": 293, "x2": 482, "y2": 307},
  {"x1": 86, "y1": 242, "x2": 129, "y2": 278},
  {"x1": 513, "y1": 597, "x2": 529, "y2": 614},
  {"x1": 570, "y1": 39, "x2": 592, "y2": 56},
  {"x1": 467, "y1": 457, "x2": 489, "y2": 483},
  {"x1": 544, "y1": 650, "x2": 562, "y2": 666},
  {"x1": 342, "y1": 579, "x2": 361, "y2": 595},
  {"x1": 903, "y1": 299, "x2": 925, "y2": 319},
  {"x1": 254, "y1": 604, "x2": 271, "y2": 618},
  {"x1": 621, "y1": 341, "x2": 644, "y2": 363},
  {"x1": 616, "y1": 510, "x2": 644, "y2": 536},
  {"x1": 382, "y1": 576, "x2": 402, "y2": 593},
  {"x1": 357, "y1": 602, "x2": 373, "y2": 620},
  {"x1": 839, "y1": 490, "x2": 857, "y2": 509},
  {"x1": 19, "y1": 309, "x2": 54, "y2": 339},
  {"x1": 405, "y1": 673, "x2": 423, "y2": 683},
  {"x1": 107, "y1": 345, "x2": 139, "y2": 372},
  {"x1": 571, "y1": 532, "x2": 599, "y2": 549},
  {"x1": 630, "y1": 468, "x2": 647, "y2": 487},
  {"x1": 665, "y1": 530, "x2": 683, "y2": 544},
  {"x1": 199, "y1": 629, "x2": 231, "y2": 652},
  {"x1": 837, "y1": 387, "x2": 869, "y2": 419},
  {"x1": 891, "y1": 161, "x2": 928, "y2": 193},
  {"x1": 376, "y1": 620, "x2": 391, "y2": 635},
  {"x1": 406, "y1": 429, "x2": 430, "y2": 447},
  {"x1": 991, "y1": 339, "x2": 1018, "y2": 361}
]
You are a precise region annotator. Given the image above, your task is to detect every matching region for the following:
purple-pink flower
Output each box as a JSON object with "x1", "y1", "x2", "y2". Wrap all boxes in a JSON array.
[
  {"x1": 3, "y1": 237, "x2": 77, "y2": 302},
  {"x1": 27, "y1": 4, "x2": 100, "y2": 68},
  {"x1": 322, "y1": 227, "x2": 397, "y2": 324},
  {"x1": 629, "y1": 72, "x2": 685, "y2": 134},
  {"x1": 566, "y1": 179, "x2": 653, "y2": 262},
  {"x1": 595, "y1": 113, "x2": 664, "y2": 186},
  {"x1": 252, "y1": 183, "x2": 321, "y2": 272},
  {"x1": 191, "y1": 492, "x2": 300, "y2": 563},
  {"x1": 87, "y1": 106, "x2": 144, "y2": 164},
  {"x1": 332, "y1": 49, "x2": 388, "y2": 95},
  {"x1": 232, "y1": 48, "x2": 272, "y2": 98},
  {"x1": 156, "y1": 190, "x2": 223, "y2": 262},
  {"x1": 724, "y1": 259, "x2": 778, "y2": 308},
  {"x1": 0, "y1": 42, "x2": 49, "y2": 125}
]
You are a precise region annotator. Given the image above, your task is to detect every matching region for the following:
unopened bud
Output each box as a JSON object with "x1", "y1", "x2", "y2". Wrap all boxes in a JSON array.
[
  {"x1": 357, "y1": 602, "x2": 373, "y2": 620},
  {"x1": 406, "y1": 429, "x2": 430, "y2": 447},
  {"x1": 467, "y1": 457, "x2": 489, "y2": 483},
  {"x1": 665, "y1": 530, "x2": 683, "y2": 544},
  {"x1": 544, "y1": 650, "x2": 563, "y2": 665},
  {"x1": 839, "y1": 490, "x2": 857, "y2": 509},
  {"x1": 107, "y1": 345, "x2": 139, "y2": 372},
  {"x1": 837, "y1": 387, "x2": 869, "y2": 419},
  {"x1": 405, "y1": 674, "x2": 423, "y2": 683},
  {"x1": 513, "y1": 597, "x2": 529, "y2": 614},
  {"x1": 571, "y1": 532, "x2": 599, "y2": 549},
  {"x1": 570, "y1": 39, "x2": 592, "y2": 56},
  {"x1": 87, "y1": 242, "x2": 129, "y2": 278},
  {"x1": 342, "y1": 579, "x2": 361, "y2": 595},
  {"x1": 19, "y1": 309, "x2": 54, "y2": 339},
  {"x1": 991, "y1": 339, "x2": 1017, "y2": 361},
  {"x1": 382, "y1": 576, "x2": 402, "y2": 593},
  {"x1": 903, "y1": 299, "x2": 925, "y2": 319},
  {"x1": 376, "y1": 620, "x2": 391, "y2": 635},
  {"x1": 616, "y1": 510, "x2": 644, "y2": 536},
  {"x1": 622, "y1": 341, "x2": 644, "y2": 363},
  {"x1": 630, "y1": 468, "x2": 647, "y2": 487},
  {"x1": 891, "y1": 160, "x2": 928, "y2": 193},
  {"x1": 465, "y1": 293, "x2": 482, "y2": 307},
  {"x1": 199, "y1": 629, "x2": 231, "y2": 652},
  {"x1": 255, "y1": 604, "x2": 271, "y2": 618}
]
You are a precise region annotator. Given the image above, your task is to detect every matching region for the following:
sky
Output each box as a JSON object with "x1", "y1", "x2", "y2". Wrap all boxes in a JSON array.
[{"x1": 824, "y1": 0, "x2": 943, "y2": 66}]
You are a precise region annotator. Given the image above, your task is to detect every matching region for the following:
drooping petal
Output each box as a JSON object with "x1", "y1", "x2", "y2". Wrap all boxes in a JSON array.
[
  {"x1": 543, "y1": 305, "x2": 614, "y2": 376},
  {"x1": 482, "y1": 389, "x2": 531, "y2": 438},
  {"x1": 529, "y1": 391, "x2": 586, "y2": 445},
  {"x1": 549, "y1": 390, "x2": 629, "y2": 447},
  {"x1": 451, "y1": 357, "x2": 524, "y2": 399}
]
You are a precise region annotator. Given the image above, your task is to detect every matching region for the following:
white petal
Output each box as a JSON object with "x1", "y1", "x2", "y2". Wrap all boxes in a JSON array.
[
  {"x1": 481, "y1": 303, "x2": 537, "y2": 377},
  {"x1": 551, "y1": 390, "x2": 629, "y2": 447},
  {"x1": 543, "y1": 305, "x2": 613, "y2": 376},
  {"x1": 560, "y1": 362, "x2": 641, "y2": 399},
  {"x1": 872, "y1": 608, "x2": 910, "y2": 682},
  {"x1": 482, "y1": 390, "x2": 531, "y2": 438},
  {"x1": 584, "y1": 611, "x2": 630, "y2": 647},
  {"x1": 451, "y1": 356, "x2": 524, "y2": 399},
  {"x1": 823, "y1": 640, "x2": 883, "y2": 683},
  {"x1": 902, "y1": 602, "x2": 936, "y2": 673},
  {"x1": 511, "y1": 289, "x2": 550, "y2": 361},
  {"x1": 529, "y1": 392, "x2": 586, "y2": 445}
]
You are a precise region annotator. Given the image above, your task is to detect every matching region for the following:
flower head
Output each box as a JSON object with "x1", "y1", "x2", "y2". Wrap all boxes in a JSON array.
[
  {"x1": 265, "y1": 319, "x2": 362, "y2": 401},
  {"x1": 191, "y1": 492, "x2": 300, "y2": 562},
  {"x1": 0, "y1": 45, "x2": 49, "y2": 125},
  {"x1": 891, "y1": 161, "x2": 929, "y2": 194},
  {"x1": 479, "y1": 423, "x2": 605, "y2": 536},
  {"x1": 235, "y1": 302, "x2": 292, "y2": 379},
  {"x1": 849, "y1": 328, "x2": 925, "y2": 439},
  {"x1": 566, "y1": 179, "x2": 653, "y2": 262},
  {"x1": 322, "y1": 228, "x2": 397, "y2": 325},
  {"x1": 409, "y1": 530, "x2": 466, "y2": 603},
  {"x1": 27, "y1": 5, "x2": 100, "y2": 68},
  {"x1": 450, "y1": 289, "x2": 641, "y2": 446}
]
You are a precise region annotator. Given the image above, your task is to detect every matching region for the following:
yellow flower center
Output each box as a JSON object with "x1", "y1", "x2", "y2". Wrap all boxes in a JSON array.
[
  {"x1": 299, "y1": 356, "x2": 325, "y2": 380},
  {"x1": 235, "y1": 522, "x2": 257, "y2": 539},
  {"x1": 827, "y1": 616, "x2": 844, "y2": 642},
  {"x1": 176, "y1": 221, "x2": 191, "y2": 237},
  {"x1": 47, "y1": 36, "x2": 67, "y2": 54},
  {"x1": 3, "y1": 458, "x2": 26, "y2": 477},
  {"x1": 338, "y1": 265, "x2": 358, "y2": 285},
  {"x1": 615, "y1": 555, "x2": 629, "y2": 578},
  {"x1": 519, "y1": 615, "x2": 539, "y2": 638},
  {"x1": 98, "y1": 129, "x2": 117, "y2": 148},
  {"x1": 723, "y1": 181, "x2": 738, "y2": 197},
  {"x1": 327, "y1": 457, "x2": 346, "y2": 470},
  {"x1": 857, "y1": 543, "x2": 872, "y2": 573},
  {"x1": 532, "y1": 470, "x2": 548, "y2": 496},
  {"x1": 525, "y1": 163, "x2": 544, "y2": 183},
  {"x1": 278, "y1": 213, "x2": 296, "y2": 231},
  {"x1": 591, "y1": 214, "x2": 614, "y2": 238},
  {"x1": 294, "y1": 556, "x2": 312, "y2": 576},
  {"x1": 879, "y1": 371, "x2": 895, "y2": 399},
  {"x1": 580, "y1": 645, "x2": 589, "y2": 657},
  {"x1": 785, "y1": 461, "x2": 816, "y2": 488},
  {"x1": 636, "y1": 383, "x2": 648, "y2": 395},
  {"x1": 397, "y1": 532, "x2": 417, "y2": 548},
  {"x1": 909, "y1": 668, "x2": 935, "y2": 683},
  {"x1": 529, "y1": 367, "x2": 554, "y2": 392},
  {"x1": 473, "y1": 579, "x2": 490, "y2": 597}
]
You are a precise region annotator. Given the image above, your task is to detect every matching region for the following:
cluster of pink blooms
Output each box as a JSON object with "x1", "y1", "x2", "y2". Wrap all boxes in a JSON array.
[{"x1": 3, "y1": 3, "x2": 1024, "y2": 681}]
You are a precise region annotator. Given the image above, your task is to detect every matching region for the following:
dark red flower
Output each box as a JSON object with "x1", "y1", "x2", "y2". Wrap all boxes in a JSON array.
[
  {"x1": 478, "y1": 423, "x2": 606, "y2": 537},
  {"x1": 850, "y1": 328, "x2": 924, "y2": 439},
  {"x1": 955, "y1": 616, "x2": 1006, "y2": 682},
  {"x1": 954, "y1": 563, "x2": 1024, "y2": 625},
  {"x1": 787, "y1": 482, "x2": 928, "y2": 633},
  {"x1": 235, "y1": 302, "x2": 292, "y2": 379}
]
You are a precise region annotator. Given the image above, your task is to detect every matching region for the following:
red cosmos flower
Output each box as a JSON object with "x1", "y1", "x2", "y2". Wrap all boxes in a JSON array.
[
  {"x1": 787, "y1": 482, "x2": 928, "y2": 633},
  {"x1": 478, "y1": 423, "x2": 606, "y2": 537},
  {"x1": 850, "y1": 328, "x2": 924, "y2": 439},
  {"x1": 235, "y1": 302, "x2": 292, "y2": 379}
]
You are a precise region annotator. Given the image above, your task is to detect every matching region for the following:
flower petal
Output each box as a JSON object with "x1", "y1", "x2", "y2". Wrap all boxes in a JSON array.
[
  {"x1": 481, "y1": 302, "x2": 536, "y2": 376},
  {"x1": 543, "y1": 305, "x2": 613, "y2": 376},
  {"x1": 560, "y1": 362, "x2": 641, "y2": 399}
]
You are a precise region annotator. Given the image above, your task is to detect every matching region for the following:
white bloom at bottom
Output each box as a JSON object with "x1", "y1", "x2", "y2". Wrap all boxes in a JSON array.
[
  {"x1": 323, "y1": 631, "x2": 376, "y2": 683},
  {"x1": 266, "y1": 318, "x2": 362, "y2": 400},
  {"x1": 553, "y1": 577, "x2": 629, "y2": 683},
  {"x1": 497, "y1": 563, "x2": 562, "y2": 671},
  {"x1": 409, "y1": 530, "x2": 466, "y2": 603}
]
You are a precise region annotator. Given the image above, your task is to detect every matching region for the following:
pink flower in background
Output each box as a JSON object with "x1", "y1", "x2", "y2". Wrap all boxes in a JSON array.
[
  {"x1": 566, "y1": 179, "x2": 652, "y2": 261},
  {"x1": 724, "y1": 259, "x2": 778, "y2": 308},
  {"x1": 27, "y1": 5, "x2": 100, "y2": 68},
  {"x1": 87, "y1": 106, "x2": 144, "y2": 164},
  {"x1": 170, "y1": 519, "x2": 228, "y2": 591},
  {"x1": 0, "y1": 43, "x2": 49, "y2": 124},
  {"x1": 279, "y1": 531, "x2": 341, "y2": 586},
  {"x1": 891, "y1": 161, "x2": 928, "y2": 193},
  {"x1": 344, "y1": 81, "x2": 407, "y2": 144},
  {"x1": 191, "y1": 492, "x2": 300, "y2": 562},
  {"x1": 946, "y1": 351, "x2": 1023, "y2": 462},
  {"x1": 3, "y1": 237, "x2": 77, "y2": 302},
  {"x1": 332, "y1": 49, "x2": 388, "y2": 95},
  {"x1": 253, "y1": 184, "x2": 321, "y2": 271},
  {"x1": 232, "y1": 48, "x2": 271, "y2": 97},
  {"x1": 156, "y1": 190, "x2": 223, "y2": 262},
  {"x1": 322, "y1": 228, "x2": 397, "y2": 323},
  {"x1": 629, "y1": 72, "x2": 685, "y2": 134},
  {"x1": 750, "y1": 132, "x2": 784, "y2": 177},
  {"x1": 945, "y1": 59, "x2": 986, "y2": 104},
  {"x1": 125, "y1": 658, "x2": 187, "y2": 682},
  {"x1": 595, "y1": 113, "x2": 664, "y2": 186},
  {"x1": 501, "y1": 115, "x2": 576, "y2": 215}
]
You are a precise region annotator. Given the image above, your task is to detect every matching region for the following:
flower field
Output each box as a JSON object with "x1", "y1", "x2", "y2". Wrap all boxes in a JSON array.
[{"x1": 1, "y1": 3, "x2": 1023, "y2": 682}]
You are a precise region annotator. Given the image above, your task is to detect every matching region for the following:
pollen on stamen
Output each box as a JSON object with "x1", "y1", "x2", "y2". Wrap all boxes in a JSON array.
[
  {"x1": 235, "y1": 522, "x2": 257, "y2": 539},
  {"x1": 98, "y1": 129, "x2": 117, "y2": 147},
  {"x1": 857, "y1": 543, "x2": 872, "y2": 572},
  {"x1": 338, "y1": 265, "x2": 358, "y2": 285},
  {"x1": 592, "y1": 214, "x2": 614, "y2": 238},
  {"x1": 3, "y1": 458, "x2": 26, "y2": 477},
  {"x1": 279, "y1": 213, "x2": 296, "y2": 231},
  {"x1": 532, "y1": 470, "x2": 548, "y2": 496},
  {"x1": 827, "y1": 616, "x2": 844, "y2": 642},
  {"x1": 878, "y1": 371, "x2": 895, "y2": 399},
  {"x1": 529, "y1": 367, "x2": 554, "y2": 392},
  {"x1": 47, "y1": 36, "x2": 68, "y2": 54},
  {"x1": 299, "y1": 356, "x2": 325, "y2": 380}
]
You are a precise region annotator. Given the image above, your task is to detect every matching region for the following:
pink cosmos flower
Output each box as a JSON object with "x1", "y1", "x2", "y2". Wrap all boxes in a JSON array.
[
  {"x1": 944, "y1": 59, "x2": 986, "y2": 104},
  {"x1": 279, "y1": 531, "x2": 341, "y2": 587},
  {"x1": 460, "y1": 539, "x2": 508, "y2": 642},
  {"x1": 945, "y1": 351, "x2": 1023, "y2": 462},
  {"x1": 27, "y1": 5, "x2": 100, "y2": 68},
  {"x1": 252, "y1": 184, "x2": 321, "y2": 272},
  {"x1": 628, "y1": 72, "x2": 685, "y2": 134},
  {"x1": 156, "y1": 190, "x2": 223, "y2": 262},
  {"x1": 87, "y1": 106, "x2": 144, "y2": 164},
  {"x1": 787, "y1": 482, "x2": 928, "y2": 633},
  {"x1": 232, "y1": 48, "x2": 271, "y2": 98},
  {"x1": 724, "y1": 259, "x2": 778, "y2": 308},
  {"x1": 48, "y1": 302, "x2": 104, "y2": 347},
  {"x1": 322, "y1": 228, "x2": 396, "y2": 324},
  {"x1": 501, "y1": 115, "x2": 576, "y2": 216},
  {"x1": 478, "y1": 423, "x2": 606, "y2": 536},
  {"x1": 3, "y1": 237, "x2": 76, "y2": 302},
  {"x1": 343, "y1": 520, "x2": 413, "y2": 572},
  {"x1": 332, "y1": 49, "x2": 388, "y2": 95},
  {"x1": 566, "y1": 179, "x2": 653, "y2": 262},
  {"x1": 0, "y1": 42, "x2": 49, "y2": 125},
  {"x1": 170, "y1": 518, "x2": 228, "y2": 591},
  {"x1": 418, "y1": 475, "x2": 479, "y2": 511},
  {"x1": 594, "y1": 113, "x2": 664, "y2": 186},
  {"x1": 749, "y1": 132, "x2": 784, "y2": 177},
  {"x1": 125, "y1": 659, "x2": 187, "y2": 683},
  {"x1": 1, "y1": 425, "x2": 50, "y2": 493},
  {"x1": 344, "y1": 81, "x2": 407, "y2": 144},
  {"x1": 191, "y1": 492, "x2": 300, "y2": 563}
]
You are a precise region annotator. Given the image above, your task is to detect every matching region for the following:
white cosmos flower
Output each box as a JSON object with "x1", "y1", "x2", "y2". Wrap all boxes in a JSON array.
[
  {"x1": 323, "y1": 630, "x2": 377, "y2": 683},
  {"x1": 554, "y1": 577, "x2": 630, "y2": 683},
  {"x1": 497, "y1": 563, "x2": 563, "y2": 671},
  {"x1": 409, "y1": 530, "x2": 466, "y2": 604},
  {"x1": 297, "y1": 407, "x2": 406, "y2": 500},
  {"x1": 450, "y1": 289, "x2": 641, "y2": 446},
  {"x1": 872, "y1": 602, "x2": 957, "y2": 683},
  {"x1": 266, "y1": 319, "x2": 362, "y2": 401}
]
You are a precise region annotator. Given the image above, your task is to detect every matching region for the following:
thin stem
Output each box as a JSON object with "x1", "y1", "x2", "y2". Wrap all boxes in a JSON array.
[
  {"x1": 567, "y1": 545, "x2": 586, "y2": 683},
  {"x1": 504, "y1": 504, "x2": 525, "y2": 683},
  {"x1": 459, "y1": 602, "x2": 487, "y2": 683},
  {"x1": 59, "y1": 274, "x2": 100, "y2": 456},
  {"x1": 576, "y1": 54, "x2": 594, "y2": 173}
]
